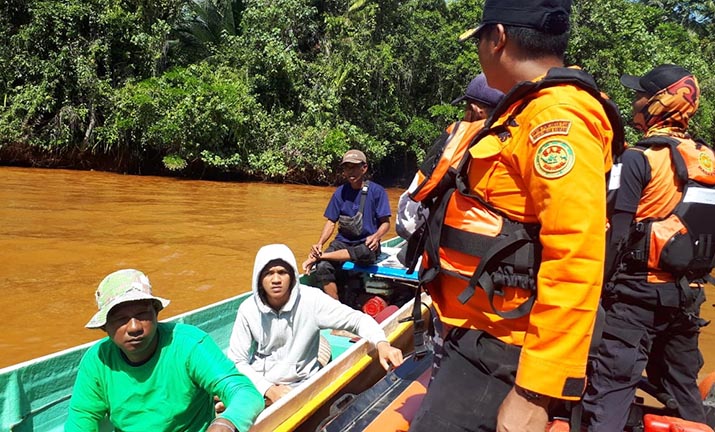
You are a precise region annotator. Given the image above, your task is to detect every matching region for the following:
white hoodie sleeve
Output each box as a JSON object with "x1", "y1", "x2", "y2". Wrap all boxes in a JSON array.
[
  {"x1": 227, "y1": 307, "x2": 274, "y2": 396},
  {"x1": 310, "y1": 288, "x2": 387, "y2": 346}
]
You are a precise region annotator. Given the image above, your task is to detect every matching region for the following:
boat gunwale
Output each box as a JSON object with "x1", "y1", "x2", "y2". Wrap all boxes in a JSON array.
[{"x1": 250, "y1": 294, "x2": 428, "y2": 431}]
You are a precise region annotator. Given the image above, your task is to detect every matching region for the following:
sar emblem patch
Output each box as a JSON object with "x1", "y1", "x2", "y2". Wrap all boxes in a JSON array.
[
  {"x1": 534, "y1": 141, "x2": 575, "y2": 179},
  {"x1": 698, "y1": 151, "x2": 715, "y2": 176},
  {"x1": 529, "y1": 120, "x2": 572, "y2": 144}
]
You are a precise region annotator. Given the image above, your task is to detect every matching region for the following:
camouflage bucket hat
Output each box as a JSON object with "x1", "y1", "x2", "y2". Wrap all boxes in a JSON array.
[{"x1": 86, "y1": 269, "x2": 170, "y2": 329}]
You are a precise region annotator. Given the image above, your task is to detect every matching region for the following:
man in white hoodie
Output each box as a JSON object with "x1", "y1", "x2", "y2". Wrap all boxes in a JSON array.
[{"x1": 228, "y1": 244, "x2": 404, "y2": 405}]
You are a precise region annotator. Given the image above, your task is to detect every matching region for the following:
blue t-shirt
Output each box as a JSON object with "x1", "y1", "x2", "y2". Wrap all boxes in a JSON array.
[{"x1": 324, "y1": 181, "x2": 391, "y2": 245}]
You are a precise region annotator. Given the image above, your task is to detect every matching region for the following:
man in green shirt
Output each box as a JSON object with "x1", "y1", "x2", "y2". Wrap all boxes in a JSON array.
[{"x1": 65, "y1": 269, "x2": 264, "y2": 432}]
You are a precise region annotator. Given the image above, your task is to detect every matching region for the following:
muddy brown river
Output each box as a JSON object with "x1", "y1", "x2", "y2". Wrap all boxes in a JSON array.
[{"x1": 0, "y1": 166, "x2": 713, "y2": 382}]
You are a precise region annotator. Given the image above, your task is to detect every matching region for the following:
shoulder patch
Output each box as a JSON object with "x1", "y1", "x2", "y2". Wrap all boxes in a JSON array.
[
  {"x1": 529, "y1": 120, "x2": 572, "y2": 144},
  {"x1": 698, "y1": 151, "x2": 715, "y2": 176},
  {"x1": 534, "y1": 140, "x2": 575, "y2": 179}
]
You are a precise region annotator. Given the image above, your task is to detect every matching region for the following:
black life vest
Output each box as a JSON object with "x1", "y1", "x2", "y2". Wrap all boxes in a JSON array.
[{"x1": 620, "y1": 136, "x2": 715, "y2": 282}]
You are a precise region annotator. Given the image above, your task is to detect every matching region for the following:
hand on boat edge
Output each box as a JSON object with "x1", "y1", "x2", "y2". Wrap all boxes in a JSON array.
[
  {"x1": 376, "y1": 341, "x2": 404, "y2": 370},
  {"x1": 265, "y1": 384, "x2": 293, "y2": 406}
]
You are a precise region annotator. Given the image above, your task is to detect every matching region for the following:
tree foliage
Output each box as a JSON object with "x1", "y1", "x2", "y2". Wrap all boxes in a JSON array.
[
  {"x1": 570, "y1": 1, "x2": 715, "y2": 145},
  {"x1": 1, "y1": 0, "x2": 714, "y2": 184}
]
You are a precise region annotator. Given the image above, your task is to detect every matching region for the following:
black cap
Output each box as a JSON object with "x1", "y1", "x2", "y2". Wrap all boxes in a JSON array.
[
  {"x1": 620, "y1": 64, "x2": 693, "y2": 97},
  {"x1": 450, "y1": 73, "x2": 504, "y2": 107},
  {"x1": 459, "y1": 0, "x2": 572, "y2": 42}
]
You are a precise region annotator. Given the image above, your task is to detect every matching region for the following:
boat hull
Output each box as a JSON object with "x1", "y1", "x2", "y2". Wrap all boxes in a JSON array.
[{"x1": 0, "y1": 237, "x2": 427, "y2": 432}]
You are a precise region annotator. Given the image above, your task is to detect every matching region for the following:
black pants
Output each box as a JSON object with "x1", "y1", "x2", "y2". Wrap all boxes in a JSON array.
[
  {"x1": 314, "y1": 239, "x2": 379, "y2": 284},
  {"x1": 582, "y1": 287, "x2": 706, "y2": 431},
  {"x1": 409, "y1": 328, "x2": 520, "y2": 432}
]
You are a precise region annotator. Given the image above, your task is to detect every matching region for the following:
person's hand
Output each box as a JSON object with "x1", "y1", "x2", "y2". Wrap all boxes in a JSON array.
[
  {"x1": 376, "y1": 341, "x2": 404, "y2": 370},
  {"x1": 302, "y1": 256, "x2": 318, "y2": 274},
  {"x1": 496, "y1": 386, "x2": 549, "y2": 432},
  {"x1": 213, "y1": 395, "x2": 225, "y2": 414},
  {"x1": 310, "y1": 243, "x2": 323, "y2": 257},
  {"x1": 265, "y1": 384, "x2": 293, "y2": 406},
  {"x1": 365, "y1": 234, "x2": 380, "y2": 251}
]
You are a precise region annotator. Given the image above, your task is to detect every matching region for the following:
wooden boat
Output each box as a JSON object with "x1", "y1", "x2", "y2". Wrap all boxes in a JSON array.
[{"x1": 0, "y1": 237, "x2": 427, "y2": 432}]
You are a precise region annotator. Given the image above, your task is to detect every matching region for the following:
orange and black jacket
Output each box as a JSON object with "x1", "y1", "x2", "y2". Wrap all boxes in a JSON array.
[
  {"x1": 409, "y1": 119, "x2": 486, "y2": 203},
  {"x1": 608, "y1": 73, "x2": 709, "y2": 286},
  {"x1": 610, "y1": 141, "x2": 682, "y2": 285},
  {"x1": 428, "y1": 67, "x2": 617, "y2": 400}
]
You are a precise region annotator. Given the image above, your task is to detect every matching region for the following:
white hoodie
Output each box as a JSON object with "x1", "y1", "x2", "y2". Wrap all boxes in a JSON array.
[{"x1": 227, "y1": 244, "x2": 388, "y2": 396}]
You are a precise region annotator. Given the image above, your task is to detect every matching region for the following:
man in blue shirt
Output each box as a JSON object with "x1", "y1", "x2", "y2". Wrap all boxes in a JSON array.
[{"x1": 302, "y1": 149, "x2": 391, "y2": 301}]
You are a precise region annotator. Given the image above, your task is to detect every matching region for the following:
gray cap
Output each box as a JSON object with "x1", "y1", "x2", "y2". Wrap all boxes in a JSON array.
[
  {"x1": 340, "y1": 149, "x2": 367, "y2": 165},
  {"x1": 451, "y1": 73, "x2": 504, "y2": 108}
]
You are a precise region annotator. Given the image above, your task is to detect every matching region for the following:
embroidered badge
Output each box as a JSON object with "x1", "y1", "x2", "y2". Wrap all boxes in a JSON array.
[
  {"x1": 698, "y1": 151, "x2": 715, "y2": 176},
  {"x1": 534, "y1": 141, "x2": 575, "y2": 179},
  {"x1": 529, "y1": 120, "x2": 572, "y2": 144}
]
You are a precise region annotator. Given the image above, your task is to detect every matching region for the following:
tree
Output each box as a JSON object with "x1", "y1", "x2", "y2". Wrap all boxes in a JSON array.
[{"x1": 2, "y1": 0, "x2": 714, "y2": 182}]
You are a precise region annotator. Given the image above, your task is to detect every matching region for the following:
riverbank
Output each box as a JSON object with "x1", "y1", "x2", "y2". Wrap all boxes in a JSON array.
[{"x1": 0, "y1": 144, "x2": 417, "y2": 188}]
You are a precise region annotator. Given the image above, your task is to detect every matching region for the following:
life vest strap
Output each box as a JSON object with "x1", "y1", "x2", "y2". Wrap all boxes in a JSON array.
[
  {"x1": 635, "y1": 136, "x2": 689, "y2": 183},
  {"x1": 458, "y1": 228, "x2": 538, "y2": 319},
  {"x1": 441, "y1": 226, "x2": 537, "y2": 268},
  {"x1": 675, "y1": 276, "x2": 709, "y2": 325},
  {"x1": 401, "y1": 282, "x2": 432, "y2": 360}
]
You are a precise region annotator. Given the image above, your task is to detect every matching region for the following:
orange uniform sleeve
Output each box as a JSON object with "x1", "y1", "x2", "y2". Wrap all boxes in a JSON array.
[{"x1": 511, "y1": 88, "x2": 614, "y2": 399}]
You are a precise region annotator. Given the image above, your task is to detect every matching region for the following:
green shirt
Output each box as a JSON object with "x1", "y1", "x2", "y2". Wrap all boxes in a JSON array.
[{"x1": 65, "y1": 322, "x2": 264, "y2": 432}]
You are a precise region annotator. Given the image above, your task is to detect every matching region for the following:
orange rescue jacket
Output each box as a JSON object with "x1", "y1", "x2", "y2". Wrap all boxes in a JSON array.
[
  {"x1": 409, "y1": 120, "x2": 486, "y2": 203},
  {"x1": 620, "y1": 135, "x2": 715, "y2": 284},
  {"x1": 422, "y1": 67, "x2": 623, "y2": 400}
]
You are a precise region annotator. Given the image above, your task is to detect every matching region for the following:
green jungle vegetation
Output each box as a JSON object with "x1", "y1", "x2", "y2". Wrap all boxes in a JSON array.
[{"x1": 1, "y1": 0, "x2": 714, "y2": 185}]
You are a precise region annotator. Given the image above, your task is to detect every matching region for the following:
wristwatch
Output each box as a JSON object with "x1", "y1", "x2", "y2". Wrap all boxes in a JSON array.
[{"x1": 515, "y1": 384, "x2": 545, "y2": 401}]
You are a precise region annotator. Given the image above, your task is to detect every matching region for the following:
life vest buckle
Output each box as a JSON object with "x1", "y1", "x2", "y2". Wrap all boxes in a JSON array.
[
  {"x1": 634, "y1": 221, "x2": 647, "y2": 234},
  {"x1": 629, "y1": 249, "x2": 646, "y2": 262}
]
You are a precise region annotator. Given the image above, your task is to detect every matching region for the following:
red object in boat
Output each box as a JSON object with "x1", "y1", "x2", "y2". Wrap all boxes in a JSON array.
[
  {"x1": 643, "y1": 414, "x2": 714, "y2": 432},
  {"x1": 362, "y1": 295, "x2": 388, "y2": 317},
  {"x1": 699, "y1": 371, "x2": 715, "y2": 401},
  {"x1": 546, "y1": 419, "x2": 570, "y2": 432}
]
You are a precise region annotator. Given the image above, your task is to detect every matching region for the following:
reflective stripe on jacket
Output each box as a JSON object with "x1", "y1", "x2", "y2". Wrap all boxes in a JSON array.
[{"x1": 622, "y1": 136, "x2": 715, "y2": 283}]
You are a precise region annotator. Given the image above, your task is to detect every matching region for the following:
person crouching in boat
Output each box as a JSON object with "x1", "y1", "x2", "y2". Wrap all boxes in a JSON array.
[
  {"x1": 302, "y1": 149, "x2": 392, "y2": 302},
  {"x1": 65, "y1": 269, "x2": 264, "y2": 432},
  {"x1": 228, "y1": 243, "x2": 404, "y2": 406}
]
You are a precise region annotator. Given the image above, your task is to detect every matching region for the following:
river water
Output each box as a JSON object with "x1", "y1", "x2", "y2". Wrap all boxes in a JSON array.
[{"x1": 1, "y1": 166, "x2": 713, "y2": 381}]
